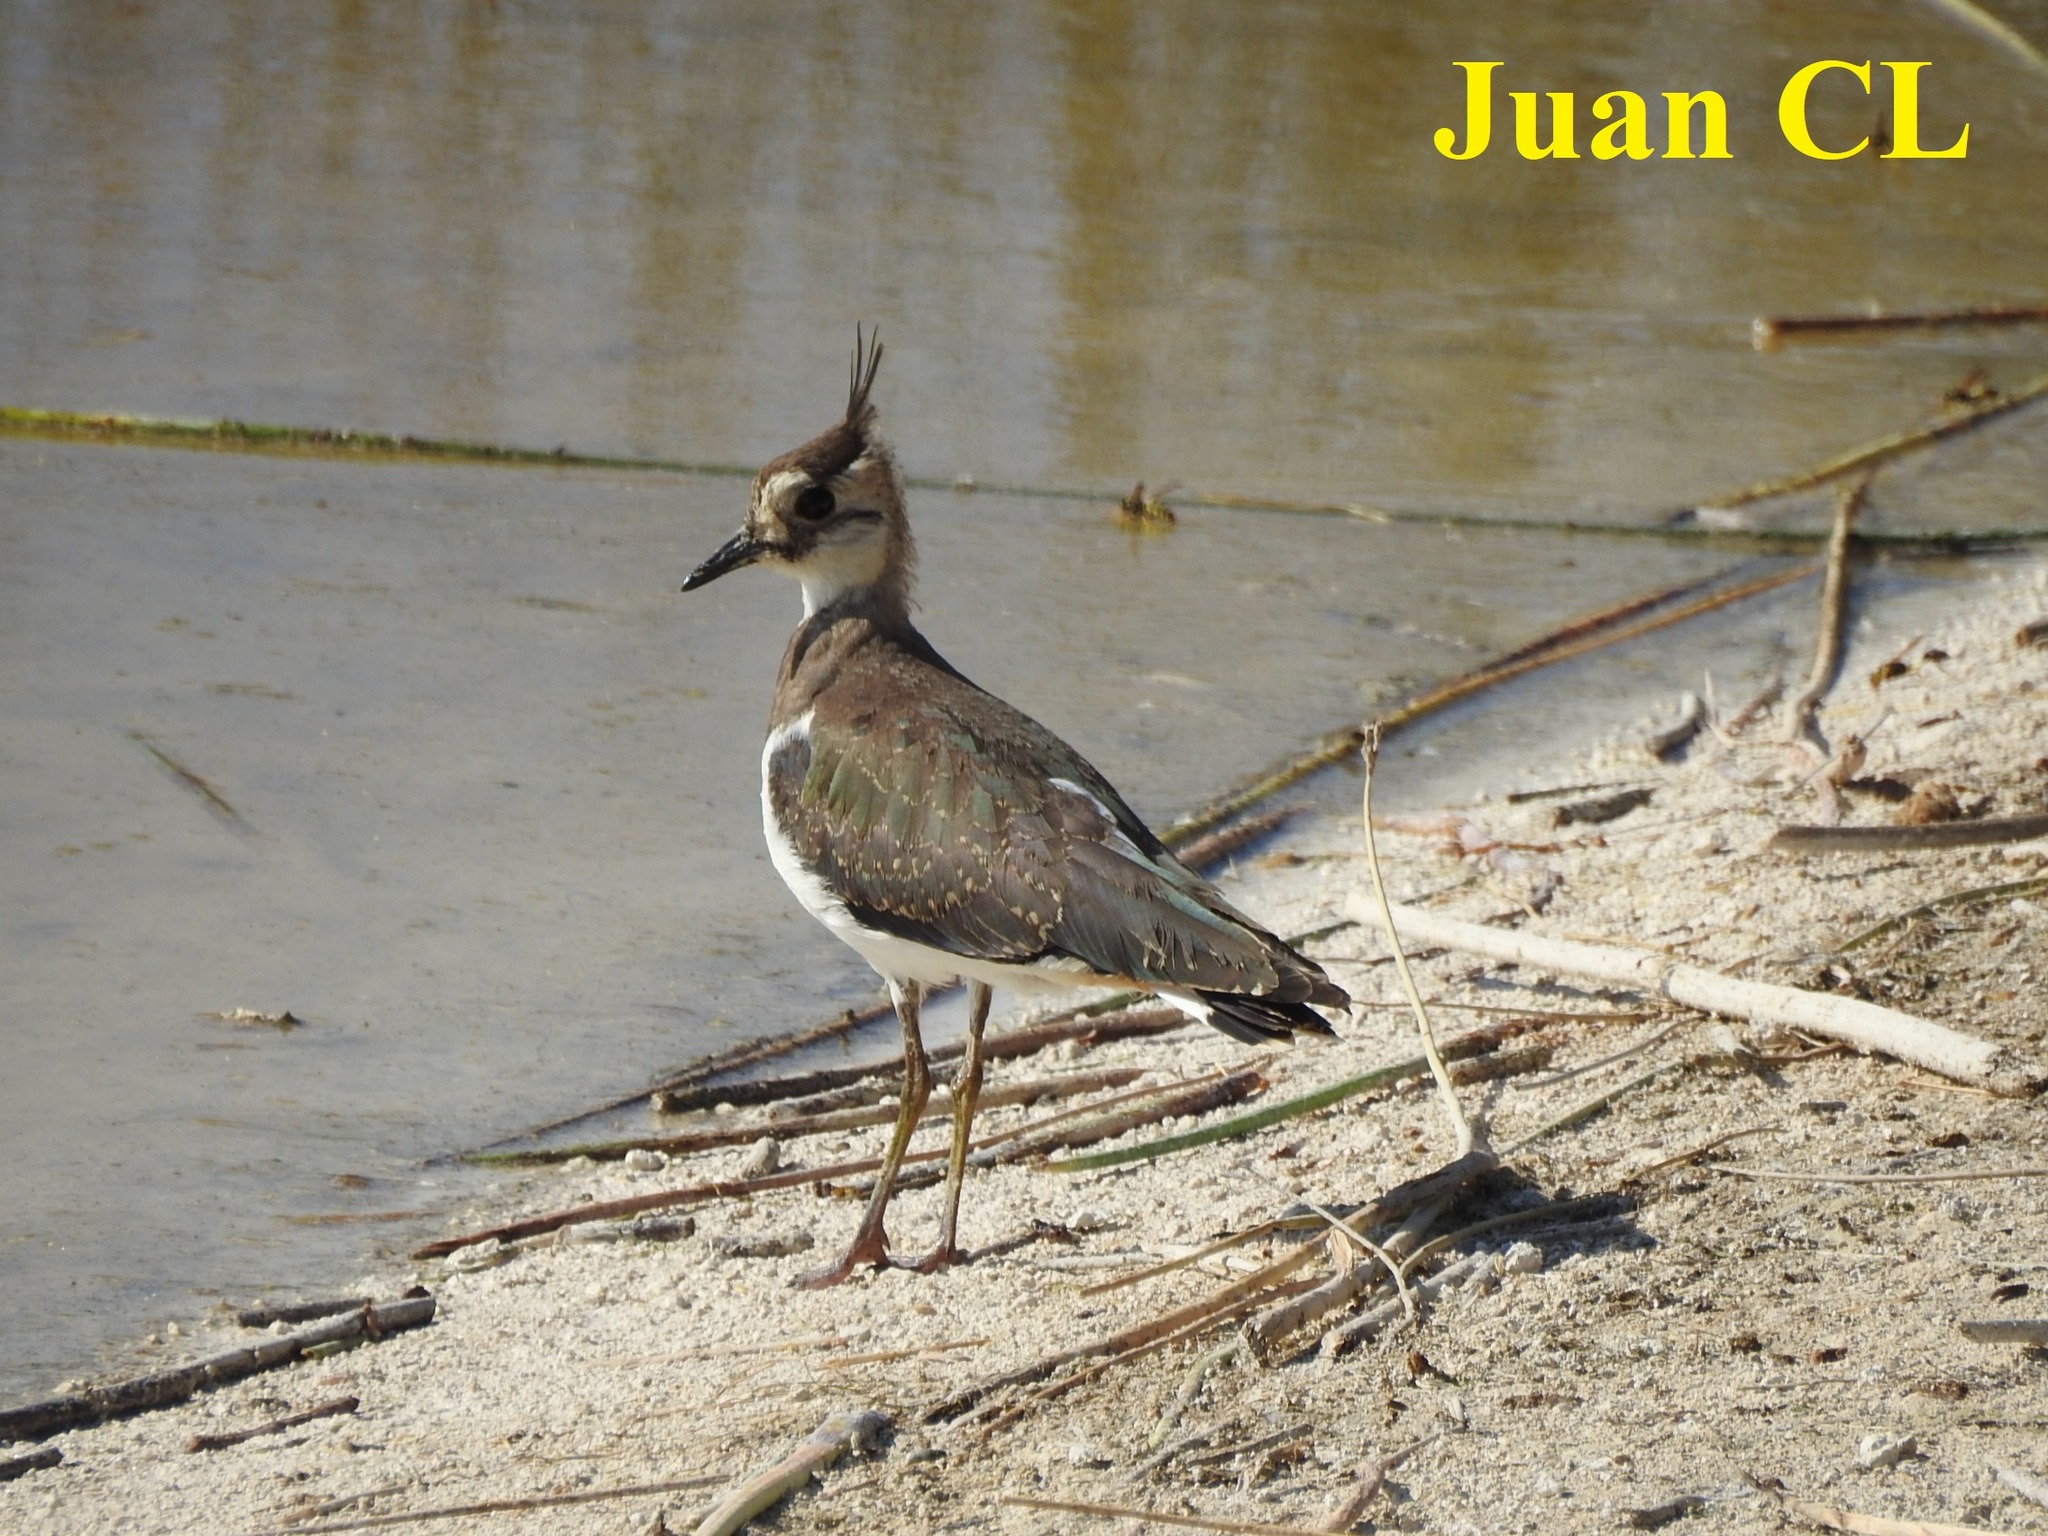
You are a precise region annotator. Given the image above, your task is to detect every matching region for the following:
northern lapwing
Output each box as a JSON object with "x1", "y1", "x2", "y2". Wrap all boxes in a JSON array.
[{"x1": 681, "y1": 332, "x2": 1349, "y2": 1287}]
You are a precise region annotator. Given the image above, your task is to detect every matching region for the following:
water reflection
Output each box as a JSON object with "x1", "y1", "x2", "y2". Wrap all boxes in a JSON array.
[{"x1": 1, "y1": 1, "x2": 2042, "y2": 525}]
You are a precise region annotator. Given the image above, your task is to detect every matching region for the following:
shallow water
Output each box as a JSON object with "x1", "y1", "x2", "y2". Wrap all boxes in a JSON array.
[{"x1": 2, "y1": 0, "x2": 2045, "y2": 1398}]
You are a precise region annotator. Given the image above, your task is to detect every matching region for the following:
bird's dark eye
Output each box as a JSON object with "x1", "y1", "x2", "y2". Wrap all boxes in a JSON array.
[{"x1": 794, "y1": 485, "x2": 836, "y2": 521}]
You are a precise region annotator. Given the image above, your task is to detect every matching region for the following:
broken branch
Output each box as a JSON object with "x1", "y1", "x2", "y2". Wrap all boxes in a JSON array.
[
  {"x1": 1343, "y1": 896, "x2": 2037, "y2": 1094},
  {"x1": 692, "y1": 1409, "x2": 888, "y2": 1536}
]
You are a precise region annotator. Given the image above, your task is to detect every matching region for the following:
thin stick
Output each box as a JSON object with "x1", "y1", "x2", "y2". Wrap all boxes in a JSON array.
[
  {"x1": 1320, "y1": 1432, "x2": 1441, "y2": 1533},
  {"x1": 970, "y1": 1280, "x2": 1321, "y2": 1437},
  {"x1": 818, "y1": 1337, "x2": 987, "y2": 1371},
  {"x1": 1000, "y1": 1494, "x2": 1332, "y2": 1536},
  {"x1": 1694, "y1": 368, "x2": 2048, "y2": 512},
  {"x1": 1343, "y1": 896, "x2": 2037, "y2": 1094},
  {"x1": 1783, "y1": 474, "x2": 1868, "y2": 749},
  {"x1": 1756, "y1": 304, "x2": 2048, "y2": 340},
  {"x1": 0, "y1": 1448, "x2": 62, "y2": 1482},
  {"x1": 630, "y1": 1001, "x2": 1192, "y2": 1120},
  {"x1": 1840, "y1": 875, "x2": 2048, "y2": 951},
  {"x1": 246, "y1": 1475, "x2": 727, "y2": 1535},
  {"x1": 973, "y1": 1067, "x2": 1243, "y2": 1157},
  {"x1": 1502, "y1": 1063, "x2": 1681, "y2": 1157},
  {"x1": 1082, "y1": 1221, "x2": 1289, "y2": 1298},
  {"x1": 0, "y1": 1295, "x2": 436, "y2": 1443},
  {"x1": 1318, "y1": 1250, "x2": 1494, "y2": 1357},
  {"x1": 472, "y1": 1066, "x2": 1144, "y2": 1164},
  {"x1": 1046, "y1": 1024, "x2": 1521, "y2": 1174},
  {"x1": 187, "y1": 1396, "x2": 358, "y2": 1452},
  {"x1": 1361, "y1": 725, "x2": 1471, "y2": 1157},
  {"x1": 1628, "y1": 1124, "x2": 1783, "y2": 1179},
  {"x1": 1523, "y1": 1020, "x2": 1685, "y2": 1088},
  {"x1": 1371, "y1": 563, "x2": 1818, "y2": 736},
  {"x1": 924, "y1": 1221, "x2": 1363, "y2": 1426},
  {"x1": 1772, "y1": 816, "x2": 2048, "y2": 855},
  {"x1": 1991, "y1": 1465, "x2": 2048, "y2": 1512},
  {"x1": 1923, "y1": 0, "x2": 2048, "y2": 75},
  {"x1": 1706, "y1": 1164, "x2": 2048, "y2": 1186},
  {"x1": 1164, "y1": 564, "x2": 1811, "y2": 845},
  {"x1": 1774, "y1": 1492, "x2": 2016, "y2": 1536},
  {"x1": 1175, "y1": 806, "x2": 1302, "y2": 871},
  {"x1": 129, "y1": 731, "x2": 256, "y2": 835},
  {"x1": 10, "y1": 405, "x2": 2046, "y2": 550},
  {"x1": 272, "y1": 1484, "x2": 410, "y2": 1528},
  {"x1": 418, "y1": 1070, "x2": 1257, "y2": 1257},
  {"x1": 1146, "y1": 1338, "x2": 1246, "y2": 1452},
  {"x1": 1345, "y1": 1000, "x2": 1655, "y2": 1023},
  {"x1": 692, "y1": 1408, "x2": 888, "y2": 1536},
  {"x1": 1958, "y1": 1319, "x2": 2048, "y2": 1344}
]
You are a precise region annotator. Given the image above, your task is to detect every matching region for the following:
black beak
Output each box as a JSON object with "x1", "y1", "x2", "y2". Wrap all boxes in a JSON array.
[{"x1": 681, "y1": 528, "x2": 770, "y2": 592}]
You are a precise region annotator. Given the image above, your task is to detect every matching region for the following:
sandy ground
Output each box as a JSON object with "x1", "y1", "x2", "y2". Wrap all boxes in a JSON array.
[{"x1": 6, "y1": 562, "x2": 2048, "y2": 1536}]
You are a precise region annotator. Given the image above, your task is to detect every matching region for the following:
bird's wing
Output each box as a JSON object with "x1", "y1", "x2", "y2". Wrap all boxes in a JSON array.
[{"x1": 768, "y1": 682, "x2": 1340, "y2": 1004}]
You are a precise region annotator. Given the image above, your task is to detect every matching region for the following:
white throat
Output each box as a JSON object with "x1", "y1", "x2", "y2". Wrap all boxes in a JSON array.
[{"x1": 795, "y1": 542, "x2": 891, "y2": 617}]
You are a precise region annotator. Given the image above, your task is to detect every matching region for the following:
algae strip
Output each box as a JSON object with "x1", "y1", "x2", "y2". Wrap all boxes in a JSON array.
[{"x1": 6, "y1": 405, "x2": 2043, "y2": 548}]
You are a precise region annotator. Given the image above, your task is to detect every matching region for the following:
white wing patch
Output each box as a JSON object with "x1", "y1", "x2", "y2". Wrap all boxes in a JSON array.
[{"x1": 1047, "y1": 776, "x2": 1153, "y2": 865}]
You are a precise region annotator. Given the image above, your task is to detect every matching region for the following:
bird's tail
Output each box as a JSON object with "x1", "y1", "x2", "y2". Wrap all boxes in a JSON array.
[{"x1": 1191, "y1": 988, "x2": 1342, "y2": 1046}]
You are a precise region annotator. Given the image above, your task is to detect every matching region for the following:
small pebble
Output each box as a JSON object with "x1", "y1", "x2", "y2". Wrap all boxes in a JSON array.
[
  {"x1": 1503, "y1": 1241, "x2": 1544, "y2": 1275},
  {"x1": 712, "y1": 1230, "x2": 814, "y2": 1260},
  {"x1": 622, "y1": 1148, "x2": 668, "y2": 1173},
  {"x1": 560, "y1": 1155, "x2": 595, "y2": 1173},
  {"x1": 625, "y1": 1215, "x2": 696, "y2": 1243},
  {"x1": 1066, "y1": 1440, "x2": 1111, "y2": 1469},
  {"x1": 1065, "y1": 1207, "x2": 1116, "y2": 1234},
  {"x1": 451, "y1": 1240, "x2": 512, "y2": 1272},
  {"x1": 1857, "y1": 1432, "x2": 1916, "y2": 1470},
  {"x1": 739, "y1": 1137, "x2": 781, "y2": 1179}
]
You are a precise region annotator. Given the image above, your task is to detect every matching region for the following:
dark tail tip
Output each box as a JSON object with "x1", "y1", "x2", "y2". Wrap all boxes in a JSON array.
[{"x1": 1196, "y1": 990, "x2": 1340, "y2": 1046}]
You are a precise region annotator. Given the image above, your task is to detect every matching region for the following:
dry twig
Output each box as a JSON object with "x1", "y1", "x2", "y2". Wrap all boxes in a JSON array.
[
  {"x1": 1771, "y1": 1490, "x2": 2016, "y2": 1536},
  {"x1": 477, "y1": 1067, "x2": 1144, "y2": 1165},
  {"x1": 1958, "y1": 1319, "x2": 2048, "y2": 1344},
  {"x1": 1001, "y1": 1493, "x2": 1333, "y2": 1536},
  {"x1": 1839, "y1": 874, "x2": 2048, "y2": 951},
  {"x1": 692, "y1": 1408, "x2": 888, "y2": 1536},
  {"x1": 420, "y1": 1071, "x2": 1260, "y2": 1257},
  {"x1": 1755, "y1": 303, "x2": 2048, "y2": 340},
  {"x1": 1320, "y1": 1432, "x2": 1440, "y2": 1532},
  {"x1": 1343, "y1": 897, "x2": 2036, "y2": 1094},
  {"x1": 249, "y1": 1475, "x2": 726, "y2": 1535},
  {"x1": 1361, "y1": 724, "x2": 1472, "y2": 1158},
  {"x1": 1706, "y1": 1164, "x2": 2048, "y2": 1186},
  {"x1": 0, "y1": 1295, "x2": 435, "y2": 1443},
  {"x1": 187, "y1": 1396, "x2": 358, "y2": 1452},
  {"x1": 1166, "y1": 564, "x2": 1813, "y2": 845},
  {"x1": 1771, "y1": 815, "x2": 2048, "y2": 855},
  {"x1": 1992, "y1": 1465, "x2": 2048, "y2": 1511},
  {"x1": 1691, "y1": 368, "x2": 2048, "y2": 513},
  {"x1": 1783, "y1": 474, "x2": 1869, "y2": 750}
]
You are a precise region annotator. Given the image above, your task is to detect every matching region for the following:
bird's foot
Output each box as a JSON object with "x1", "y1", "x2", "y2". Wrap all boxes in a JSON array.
[
  {"x1": 910, "y1": 1243, "x2": 969, "y2": 1275},
  {"x1": 794, "y1": 1227, "x2": 894, "y2": 1290}
]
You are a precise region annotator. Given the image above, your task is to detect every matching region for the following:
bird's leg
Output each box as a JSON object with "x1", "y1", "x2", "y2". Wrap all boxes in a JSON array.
[
  {"x1": 796, "y1": 978, "x2": 931, "y2": 1290},
  {"x1": 914, "y1": 980, "x2": 992, "y2": 1274}
]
